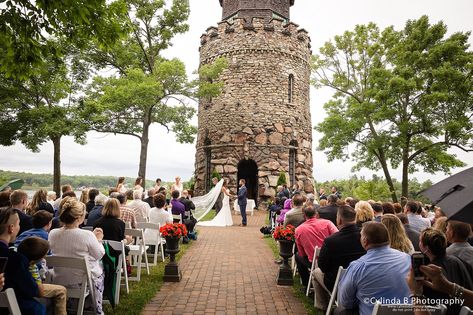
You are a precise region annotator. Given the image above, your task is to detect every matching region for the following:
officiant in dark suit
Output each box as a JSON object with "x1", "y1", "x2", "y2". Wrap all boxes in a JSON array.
[{"x1": 238, "y1": 179, "x2": 247, "y2": 226}]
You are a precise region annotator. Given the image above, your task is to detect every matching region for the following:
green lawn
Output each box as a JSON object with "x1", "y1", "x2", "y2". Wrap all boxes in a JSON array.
[
  {"x1": 104, "y1": 242, "x2": 191, "y2": 315},
  {"x1": 199, "y1": 209, "x2": 217, "y2": 221},
  {"x1": 264, "y1": 236, "x2": 323, "y2": 315}
]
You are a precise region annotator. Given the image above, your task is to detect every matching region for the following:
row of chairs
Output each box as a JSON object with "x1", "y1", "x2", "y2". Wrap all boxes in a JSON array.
[{"x1": 0, "y1": 222, "x2": 166, "y2": 314}]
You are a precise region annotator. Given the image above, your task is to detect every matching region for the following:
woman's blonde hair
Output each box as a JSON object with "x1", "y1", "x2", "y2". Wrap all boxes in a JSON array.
[
  {"x1": 59, "y1": 197, "x2": 85, "y2": 225},
  {"x1": 355, "y1": 201, "x2": 374, "y2": 224},
  {"x1": 80, "y1": 189, "x2": 89, "y2": 204},
  {"x1": 319, "y1": 199, "x2": 328, "y2": 207},
  {"x1": 382, "y1": 214, "x2": 413, "y2": 254},
  {"x1": 433, "y1": 216, "x2": 448, "y2": 234},
  {"x1": 26, "y1": 189, "x2": 48, "y2": 215},
  {"x1": 102, "y1": 198, "x2": 121, "y2": 218}
]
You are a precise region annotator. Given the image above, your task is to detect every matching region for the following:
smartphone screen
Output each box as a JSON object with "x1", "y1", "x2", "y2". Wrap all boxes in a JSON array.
[
  {"x1": 411, "y1": 252, "x2": 425, "y2": 280},
  {"x1": 0, "y1": 257, "x2": 8, "y2": 273}
]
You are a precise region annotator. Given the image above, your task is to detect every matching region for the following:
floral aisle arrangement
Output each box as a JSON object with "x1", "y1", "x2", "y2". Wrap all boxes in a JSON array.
[
  {"x1": 273, "y1": 224, "x2": 295, "y2": 241},
  {"x1": 160, "y1": 223, "x2": 188, "y2": 238},
  {"x1": 160, "y1": 223, "x2": 188, "y2": 282},
  {"x1": 273, "y1": 224, "x2": 296, "y2": 285}
]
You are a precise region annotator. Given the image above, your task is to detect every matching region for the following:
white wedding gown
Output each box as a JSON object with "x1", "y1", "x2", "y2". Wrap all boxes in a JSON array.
[{"x1": 197, "y1": 190, "x2": 233, "y2": 227}]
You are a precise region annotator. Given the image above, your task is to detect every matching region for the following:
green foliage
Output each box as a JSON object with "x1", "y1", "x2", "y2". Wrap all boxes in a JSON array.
[
  {"x1": 0, "y1": 0, "x2": 127, "y2": 80},
  {"x1": 312, "y1": 16, "x2": 473, "y2": 201},
  {"x1": 315, "y1": 175, "x2": 433, "y2": 203},
  {"x1": 277, "y1": 172, "x2": 287, "y2": 186},
  {"x1": 211, "y1": 169, "x2": 222, "y2": 183}
]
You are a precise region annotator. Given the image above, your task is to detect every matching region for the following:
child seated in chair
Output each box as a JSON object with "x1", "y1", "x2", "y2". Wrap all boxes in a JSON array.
[{"x1": 17, "y1": 237, "x2": 67, "y2": 315}]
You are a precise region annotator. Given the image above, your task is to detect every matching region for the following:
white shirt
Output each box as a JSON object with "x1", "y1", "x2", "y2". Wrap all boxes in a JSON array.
[
  {"x1": 128, "y1": 199, "x2": 151, "y2": 222},
  {"x1": 145, "y1": 207, "x2": 173, "y2": 242},
  {"x1": 48, "y1": 228, "x2": 105, "y2": 284},
  {"x1": 407, "y1": 213, "x2": 431, "y2": 232}
]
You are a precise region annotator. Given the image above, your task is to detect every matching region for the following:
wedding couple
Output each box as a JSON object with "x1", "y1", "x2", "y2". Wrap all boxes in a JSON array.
[{"x1": 195, "y1": 178, "x2": 248, "y2": 227}]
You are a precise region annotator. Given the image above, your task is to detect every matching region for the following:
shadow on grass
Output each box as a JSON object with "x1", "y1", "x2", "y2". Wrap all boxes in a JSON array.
[
  {"x1": 104, "y1": 242, "x2": 191, "y2": 315},
  {"x1": 264, "y1": 236, "x2": 324, "y2": 315}
]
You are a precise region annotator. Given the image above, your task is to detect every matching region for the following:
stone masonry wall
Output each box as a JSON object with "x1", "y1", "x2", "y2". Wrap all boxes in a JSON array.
[{"x1": 194, "y1": 16, "x2": 314, "y2": 198}]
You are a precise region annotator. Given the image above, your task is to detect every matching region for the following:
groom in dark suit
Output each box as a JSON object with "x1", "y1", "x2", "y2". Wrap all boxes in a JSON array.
[{"x1": 238, "y1": 179, "x2": 248, "y2": 226}]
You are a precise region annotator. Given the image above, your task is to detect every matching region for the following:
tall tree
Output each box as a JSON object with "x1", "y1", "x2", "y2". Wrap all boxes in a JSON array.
[
  {"x1": 0, "y1": 0, "x2": 127, "y2": 80},
  {"x1": 82, "y1": 0, "x2": 226, "y2": 185},
  {"x1": 312, "y1": 16, "x2": 473, "y2": 202},
  {"x1": 0, "y1": 45, "x2": 88, "y2": 196}
]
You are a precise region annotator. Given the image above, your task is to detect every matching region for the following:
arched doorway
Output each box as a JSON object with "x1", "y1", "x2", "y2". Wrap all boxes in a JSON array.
[{"x1": 237, "y1": 159, "x2": 258, "y2": 205}]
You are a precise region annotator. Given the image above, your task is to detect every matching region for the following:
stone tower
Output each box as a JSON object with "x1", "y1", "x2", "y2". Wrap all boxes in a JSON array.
[{"x1": 194, "y1": 0, "x2": 314, "y2": 203}]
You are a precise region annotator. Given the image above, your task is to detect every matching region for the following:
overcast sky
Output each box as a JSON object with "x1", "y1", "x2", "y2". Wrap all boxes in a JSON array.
[{"x1": 1, "y1": 0, "x2": 472, "y2": 184}]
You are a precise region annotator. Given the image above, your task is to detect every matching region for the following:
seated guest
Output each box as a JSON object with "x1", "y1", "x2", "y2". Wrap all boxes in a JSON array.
[
  {"x1": 420, "y1": 228, "x2": 473, "y2": 315},
  {"x1": 47, "y1": 191, "x2": 56, "y2": 207},
  {"x1": 10, "y1": 190, "x2": 33, "y2": 235},
  {"x1": 315, "y1": 206, "x2": 366, "y2": 310},
  {"x1": 93, "y1": 198, "x2": 125, "y2": 242},
  {"x1": 0, "y1": 191, "x2": 12, "y2": 207},
  {"x1": 381, "y1": 202, "x2": 395, "y2": 215},
  {"x1": 319, "y1": 199, "x2": 328, "y2": 207},
  {"x1": 295, "y1": 204, "x2": 338, "y2": 289},
  {"x1": 337, "y1": 222, "x2": 410, "y2": 315},
  {"x1": 26, "y1": 189, "x2": 54, "y2": 215},
  {"x1": 117, "y1": 193, "x2": 136, "y2": 228},
  {"x1": 354, "y1": 201, "x2": 374, "y2": 226},
  {"x1": 318, "y1": 194, "x2": 338, "y2": 225},
  {"x1": 128, "y1": 190, "x2": 151, "y2": 222},
  {"x1": 405, "y1": 200, "x2": 430, "y2": 232},
  {"x1": 171, "y1": 190, "x2": 186, "y2": 222},
  {"x1": 79, "y1": 189, "x2": 89, "y2": 205},
  {"x1": 145, "y1": 194, "x2": 173, "y2": 243},
  {"x1": 347, "y1": 198, "x2": 358, "y2": 209},
  {"x1": 283, "y1": 194, "x2": 305, "y2": 228},
  {"x1": 86, "y1": 193, "x2": 108, "y2": 227},
  {"x1": 144, "y1": 188, "x2": 155, "y2": 208},
  {"x1": 381, "y1": 214, "x2": 414, "y2": 254},
  {"x1": 0, "y1": 208, "x2": 44, "y2": 314},
  {"x1": 446, "y1": 220, "x2": 473, "y2": 267},
  {"x1": 371, "y1": 202, "x2": 383, "y2": 222},
  {"x1": 49, "y1": 197, "x2": 105, "y2": 315},
  {"x1": 179, "y1": 190, "x2": 195, "y2": 219},
  {"x1": 396, "y1": 213, "x2": 421, "y2": 251},
  {"x1": 14, "y1": 210, "x2": 53, "y2": 246},
  {"x1": 53, "y1": 184, "x2": 73, "y2": 212},
  {"x1": 269, "y1": 197, "x2": 282, "y2": 225},
  {"x1": 17, "y1": 237, "x2": 67, "y2": 315},
  {"x1": 277, "y1": 199, "x2": 292, "y2": 225},
  {"x1": 433, "y1": 216, "x2": 448, "y2": 234},
  {"x1": 86, "y1": 189, "x2": 100, "y2": 214},
  {"x1": 392, "y1": 202, "x2": 403, "y2": 214}
]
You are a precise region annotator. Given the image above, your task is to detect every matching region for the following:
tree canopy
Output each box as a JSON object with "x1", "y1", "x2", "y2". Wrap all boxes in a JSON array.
[{"x1": 312, "y1": 16, "x2": 473, "y2": 202}]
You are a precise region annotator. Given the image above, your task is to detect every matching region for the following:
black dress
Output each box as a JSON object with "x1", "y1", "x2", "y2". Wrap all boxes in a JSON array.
[{"x1": 93, "y1": 216, "x2": 125, "y2": 242}]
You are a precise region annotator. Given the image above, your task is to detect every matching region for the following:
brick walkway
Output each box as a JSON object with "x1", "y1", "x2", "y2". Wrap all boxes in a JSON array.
[{"x1": 142, "y1": 210, "x2": 307, "y2": 315}]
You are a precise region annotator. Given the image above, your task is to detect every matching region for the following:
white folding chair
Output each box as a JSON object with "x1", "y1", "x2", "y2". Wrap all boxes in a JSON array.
[
  {"x1": 0, "y1": 288, "x2": 21, "y2": 315},
  {"x1": 325, "y1": 266, "x2": 346, "y2": 315},
  {"x1": 306, "y1": 246, "x2": 320, "y2": 296},
  {"x1": 292, "y1": 243, "x2": 297, "y2": 277},
  {"x1": 460, "y1": 306, "x2": 473, "y2": 315},
  {"x1": 45, "y1": 256, "x2": 96, "y2": 315},
  {"x1": 172, "y1": 214, "x2": 182, "y2": 223},
  {"x1": 102, "y1": 240, "x2": 128, "y2": 305},
  {"x1": 82, "y1": 226, "x2": 93, "y2": 231},
  {"x1": 371, "y1": 302, "x2": 447, "y2": 315},
  {"x1": 137, "y1": 222, "x2": 165, "y2": 266},
  {"x1": 125, "y1": 228, "x2": 150, "y2": 281}
]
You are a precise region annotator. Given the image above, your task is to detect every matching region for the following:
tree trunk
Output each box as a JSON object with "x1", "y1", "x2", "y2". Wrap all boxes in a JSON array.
[
  {"x1": 402, "y1": 154, "x2": 409, "y2": 200},
  {"x1": 138, "y1": 122, "x2": 150, "y2": 189},
  {"x1": 52, "y1": 136, "x2": 61, "y2": 198},
  {"x1": 377, "y1": 150, "x2": 398, "y2": 203}
]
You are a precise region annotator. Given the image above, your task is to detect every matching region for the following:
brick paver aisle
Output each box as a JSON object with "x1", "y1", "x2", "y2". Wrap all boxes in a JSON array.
[{"x1": 143, "y1": 210, "x2": 307, "y2": 315}]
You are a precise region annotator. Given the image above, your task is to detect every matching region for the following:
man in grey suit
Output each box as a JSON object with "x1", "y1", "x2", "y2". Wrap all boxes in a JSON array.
[{"x1": 238, "y1": 179, "x2": 247, "y2": 226}]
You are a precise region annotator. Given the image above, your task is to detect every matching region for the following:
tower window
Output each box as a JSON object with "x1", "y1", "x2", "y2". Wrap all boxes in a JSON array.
[
  {"x1": 288, "y1": 74, "x2": 294, "y2": 103},
  {"x1": 289, "y1": 140, "x2": 297, "y2": 186}
]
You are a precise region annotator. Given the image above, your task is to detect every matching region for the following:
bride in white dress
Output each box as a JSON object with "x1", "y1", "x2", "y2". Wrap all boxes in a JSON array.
[{"x1": 194, "y1": 179, "x2": 233, "y2": 227}]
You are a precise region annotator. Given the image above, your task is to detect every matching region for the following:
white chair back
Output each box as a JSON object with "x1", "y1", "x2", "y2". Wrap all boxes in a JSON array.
[
  {"x1": 45, "y1": 256, "x2": 96, "y2": 315},
  {"x1": 306, "y1": 245, "x2": 320, "y2": 296},
  {"x1": 325, "y1": 266, "x2": 346, "y2": 315},
  {"x1": 125, "y1": 228, "x2": 150, "y2": 281},
  {"x1": 136, "y1": 222, "x2": 165, "y2": 265},
  {"x1": 0, "y1": 288, "x2": 21, "y2": 315},
  {"x1": 102, "y1": 240, "x2": 127, "y2": 305},
  {"x1": 82, "y1": 226, "x2": 93, "y2": 231},
  {"x1": 172, "y1": 214, "x2": 182, "y2": 223}
]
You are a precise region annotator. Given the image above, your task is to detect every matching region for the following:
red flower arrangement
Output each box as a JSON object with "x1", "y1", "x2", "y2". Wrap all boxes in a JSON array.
[
  {"x1": 160, "y1": 223, "x2": 188, "y2": 238},
  {"x1": 273, "y1": 224, "x2": 295, "y2": 241}
]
